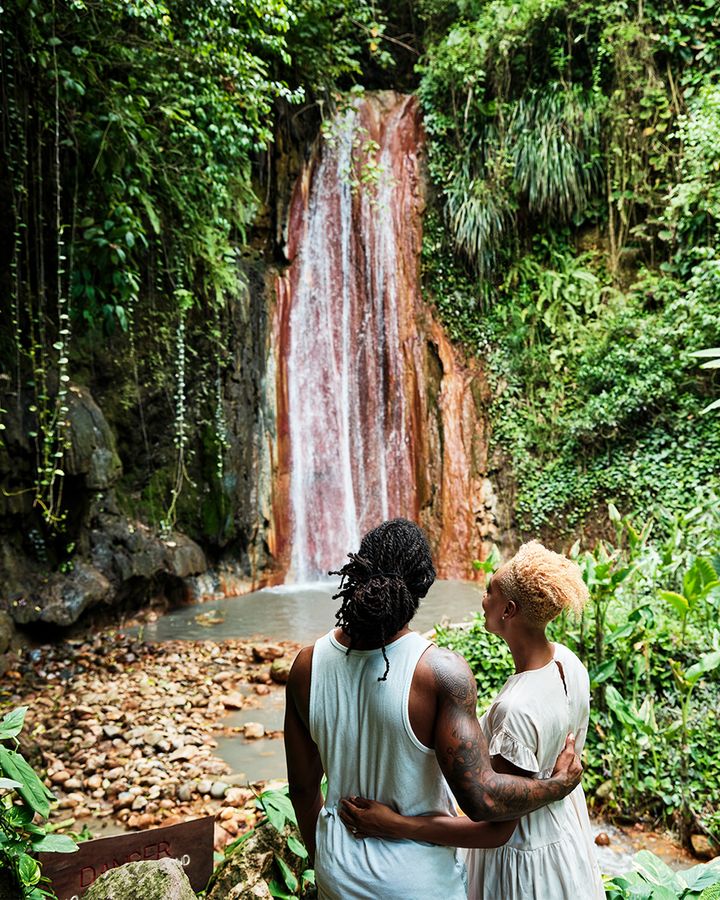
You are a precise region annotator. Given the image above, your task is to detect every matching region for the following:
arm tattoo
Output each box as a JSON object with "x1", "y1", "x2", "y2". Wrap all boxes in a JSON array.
[{"x1": 430, "y1": 649, "x2": 568, "y2": 822}]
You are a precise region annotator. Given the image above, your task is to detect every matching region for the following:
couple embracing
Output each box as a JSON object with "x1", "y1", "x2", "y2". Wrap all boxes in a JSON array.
[{"x1": 284, "y1": 518, "x2": 604, "y2": 899}]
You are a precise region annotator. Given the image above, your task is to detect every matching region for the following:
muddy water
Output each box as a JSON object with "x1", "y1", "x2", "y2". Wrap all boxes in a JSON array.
[{"x1": 142, "y1": 579, "x2": 485, "y2": 645}]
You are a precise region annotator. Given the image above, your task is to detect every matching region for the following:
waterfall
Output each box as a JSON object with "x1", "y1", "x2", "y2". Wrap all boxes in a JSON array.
[
  {"x1": 283, "y1": 95, "x2": 420, "y2": 581},
  {"x1": 270, "y1": 91, "x2": 493, "y2": 586}
]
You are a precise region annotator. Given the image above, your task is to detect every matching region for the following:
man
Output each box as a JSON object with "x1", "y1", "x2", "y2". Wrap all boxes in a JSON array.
[{"x1": 284, "y1": 519, "x2": 581, "y2": 899}]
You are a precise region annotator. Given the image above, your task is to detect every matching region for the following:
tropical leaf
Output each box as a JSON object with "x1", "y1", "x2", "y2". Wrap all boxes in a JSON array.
[
  {"x1": 286, "y1": 835, "x2": 308, "y2": 859},
  {"x1": 30, "y1": 833, "x2": 78, "y2": 853},
  {"x1": 685, "y1": 649, "x2": 720, "y2": 686},
  {"x1": 659, "y1": 590, "x2": 689, "y2": 616},
  {"x1": 0, "y1": 747, "x2": 51, "y2": 818},
  {"x1": 0, "y1": 707, "x2": 28, "y2": 742},
  {"x1": 275, "y1": 855, "x2": 299, "y2": 893}
]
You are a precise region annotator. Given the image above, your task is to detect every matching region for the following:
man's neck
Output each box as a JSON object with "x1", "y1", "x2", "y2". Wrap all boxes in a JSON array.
[{"x1": 333, "y1": 626, "x2": 411, "y2": 650}]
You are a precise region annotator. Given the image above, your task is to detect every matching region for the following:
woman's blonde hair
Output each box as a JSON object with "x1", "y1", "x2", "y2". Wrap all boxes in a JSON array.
[{"x1": 494, "y1": 540, "x2": 588, "y2": 626}]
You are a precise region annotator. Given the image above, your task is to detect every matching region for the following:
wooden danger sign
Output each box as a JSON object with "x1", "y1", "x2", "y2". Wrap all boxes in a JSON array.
[{"x1": 39, "y1": 816, "x2": 215, "y2": 899}]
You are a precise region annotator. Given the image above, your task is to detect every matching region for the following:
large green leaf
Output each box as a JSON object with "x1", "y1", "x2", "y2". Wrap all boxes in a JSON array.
[
  {"x1": 659, "y1": 590, "x2": 689, "y2": 616},
  {"x1": 268, "y1": 879, "x2": 296, "y2": 899},
  {"x1": 685, "y1": 649, "x2": 720, "y2": 686},
  {"x1": 0, "y1": 747, "x2": 50, "y2": 818},
  {"x1": 275, "y1": 855, "x2": 299, "y2": 893},
  {"x1": 18, "y1": 853, "x2": 41, "y2": 888},
  {"x1": 261, "y1": 789, "x2": 298, "y2": 831},
  {"x1": 31, "y1": 833, "x2": 78, "y2": 853},
  {"x1": 286, "y1": 835, "x2": 308, "y2": 859},
  {"x1": 590, "y1": 658, "x2": 617, "y2": 687},
  {"x1": 0, "y1": 707, "x2": 27, "y2": 741},
  {"x1": 634, "y1": 850, "x2": 682, "y2": 890},
  {"x1": 680, "y1": 857, "x2": 720, "y2": 891}
]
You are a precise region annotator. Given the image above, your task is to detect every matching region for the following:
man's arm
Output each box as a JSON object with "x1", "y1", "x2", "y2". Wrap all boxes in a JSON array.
[
  {"x1": 429, "y1": 647, "x2": 581, "y2": 822},
  {"x1": 284, "y1": 647, "x2": 324, "y2": 860}
]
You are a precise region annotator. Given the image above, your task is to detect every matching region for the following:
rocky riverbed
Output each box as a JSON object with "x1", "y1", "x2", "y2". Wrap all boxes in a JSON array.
[{"x1": 1, "y1": 626, "x2": 299, "y2": 853}]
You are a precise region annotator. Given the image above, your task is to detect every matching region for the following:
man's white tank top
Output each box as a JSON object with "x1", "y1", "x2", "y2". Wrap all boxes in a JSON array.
[{"x1": 309, "y1": 629, "x2": 467, "y2": 900}]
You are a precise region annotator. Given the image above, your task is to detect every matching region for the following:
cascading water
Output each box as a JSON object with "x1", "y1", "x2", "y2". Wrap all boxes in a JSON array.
[
  {"x1": 284, "y1": 96, "x2": 420, "y2": 581},
  {"x1": 271, "y1": 91, "x2": 496, "y2": 585}
]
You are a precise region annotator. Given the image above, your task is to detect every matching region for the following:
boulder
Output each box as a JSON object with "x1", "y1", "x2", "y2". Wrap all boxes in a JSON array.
[
  {"x1": 691, "y1": 833, "x2": 718, "y2": 859},
  {"x1": 207, "y1": 822, "x2": 313, "y2": 900},
  {"x1": 23, "y1": 563, "x2": 110, "y2": 627},
  {"x1": 64, "y1": 384, "x2": 122, "y2": 488},
  {"x1": 83, "y1": 858, "x2": 196, "y2": 900}
]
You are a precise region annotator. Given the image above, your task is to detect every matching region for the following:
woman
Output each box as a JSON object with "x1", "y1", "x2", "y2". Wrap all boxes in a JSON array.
[{"x1": 339, "y1": 540, "x2": 605, "y2": 900}]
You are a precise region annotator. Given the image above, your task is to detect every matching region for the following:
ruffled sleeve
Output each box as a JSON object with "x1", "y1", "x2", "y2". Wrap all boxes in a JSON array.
[
  {"x1": 488, "y1": 728, "x2": 540, "y2": 774},
  {"x1": 485, "y1": 700, "x2": 541, "y2": 774}
]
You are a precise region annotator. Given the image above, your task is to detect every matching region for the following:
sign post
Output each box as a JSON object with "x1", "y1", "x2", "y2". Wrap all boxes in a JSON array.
[{"x1": 39, "y1": 816, "x2": 215, "y2": 899}]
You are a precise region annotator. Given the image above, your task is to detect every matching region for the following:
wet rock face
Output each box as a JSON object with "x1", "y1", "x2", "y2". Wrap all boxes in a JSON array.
[
  {"x1": 83, "y1": 858, "x2": 196, "y2": 900},
  {"x1": 64, "y1": 383, "x2": 122, "y2": 489},
  {"x1": 0, "y1": 383, "x2": 207, "y2": 628}
]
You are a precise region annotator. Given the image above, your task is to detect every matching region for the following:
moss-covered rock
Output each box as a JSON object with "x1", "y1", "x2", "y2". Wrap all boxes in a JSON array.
[
  {"x1": 207, "y1": 822, "x2": 316, "y2": 900},
  {"x1": 83, "y1": 858, "x2": 196, "y2": 900}
]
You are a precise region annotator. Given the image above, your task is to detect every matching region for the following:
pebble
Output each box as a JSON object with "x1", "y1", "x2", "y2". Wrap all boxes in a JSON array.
[
  {"x1": 210, "y1": 782, "x2": 229, "y2": 799},
  {"x1": 252, "y1": 643, "x2": 285, "y2": 662},
  {"x1": 270, "y1": 657, "x2": 292, "y2": 684},
  {"x1": 221, "y1": 692, "x2": 245, "y2": 710},
  {"x1": 244, "y1": 722, "x2": 265, "y2": 740},
  {"x1": 176, "y1": 783, "x2": 195, "y2": 803},
  {"x1": 9, "y1": 631, "x2": 300, "y2": 838}
]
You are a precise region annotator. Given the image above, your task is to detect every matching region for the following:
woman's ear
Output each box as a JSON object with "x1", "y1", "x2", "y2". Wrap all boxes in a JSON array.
[{"x1": 504, "y1": 599, "x2": 518, "y2": 620}]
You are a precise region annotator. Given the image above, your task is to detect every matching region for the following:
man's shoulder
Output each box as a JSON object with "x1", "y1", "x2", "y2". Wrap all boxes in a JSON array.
[
  {"x1": 289, "y1": 645, "x2": 314, "y2": 682},
  {"x1": 417, "y1": 644, "x2": 476, "y2": 701}
]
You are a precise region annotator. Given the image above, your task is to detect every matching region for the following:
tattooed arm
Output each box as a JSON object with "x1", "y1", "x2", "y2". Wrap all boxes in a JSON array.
[{"x1": 429, "y1": 647, "x2": 581, "y2": 822}]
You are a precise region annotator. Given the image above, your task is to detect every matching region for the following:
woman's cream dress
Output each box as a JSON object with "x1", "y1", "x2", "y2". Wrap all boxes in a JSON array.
[{"x1": 465, "y1": 642, "x2": 605, "y2": 900}]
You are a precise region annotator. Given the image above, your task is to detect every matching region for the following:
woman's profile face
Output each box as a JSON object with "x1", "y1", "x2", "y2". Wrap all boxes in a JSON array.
[{"x1": 482, "y1": 568, "x2": 508, "y2": 635}]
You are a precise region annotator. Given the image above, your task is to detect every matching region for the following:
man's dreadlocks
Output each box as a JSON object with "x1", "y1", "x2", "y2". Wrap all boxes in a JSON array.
[{"x1": 329, "y1": 518, "x2": 436, "y2": 681}]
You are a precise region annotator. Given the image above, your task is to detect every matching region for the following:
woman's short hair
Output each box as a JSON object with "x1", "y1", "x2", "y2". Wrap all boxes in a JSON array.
[{"x1": 495, "y1": 540, "x2": 589, "y2": 626}]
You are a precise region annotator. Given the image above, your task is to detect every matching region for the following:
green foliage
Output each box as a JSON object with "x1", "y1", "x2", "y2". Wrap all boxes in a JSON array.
[
  {"x1": 0, "y1": 707, "x2": 77, "y2": 899},
  {"x1": 441, "y1": 500, "x2": 720, "y2": 844},
  {"x1": 418, "y1": 1, "x2": 720, "y2": 539},
  {"x1": 605, "y1": 851, "x2": 720, "y2": 899},
  {"x1": 211, "y1": 785, "x2": 315, "y2": 899},
  {"x1": 0, "y1": 0, "x2": 389, "y2": 536}
]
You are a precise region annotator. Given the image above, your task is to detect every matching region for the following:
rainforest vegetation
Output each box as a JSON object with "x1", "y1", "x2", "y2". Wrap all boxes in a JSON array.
[{"x1": 1, "y1": 0, "x2": 720, "y2": 896}]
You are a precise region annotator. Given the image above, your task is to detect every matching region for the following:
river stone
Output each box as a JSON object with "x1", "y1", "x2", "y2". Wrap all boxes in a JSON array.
[
  {"x1": 83, "y1": 857, "x2": 195, "y2": 900},
  {"x1": 252, "y1": 644, "x2": 285, "y2": 662},
  {"x1": 244, "y1": 722, "x2": 265, "y2": 740},
  {"x1": 211, "y1": 781, "x2": 229, "y2": 799},
  {"x1": 270, "y1": 657, "x2": 292, "y2": 684},
  {"x1": 691, "y1": 834, "x2": 718, "y2": 859},
  {"x1": 177, "y1": 782, "x2": 195, "y2": 802}
]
